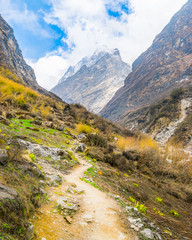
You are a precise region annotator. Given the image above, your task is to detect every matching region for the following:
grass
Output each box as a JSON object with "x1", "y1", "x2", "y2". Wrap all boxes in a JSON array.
[
  {"x1": 0, "y1": 74, "x2": 38, "y2": 105},
  {"x1": 81, "y1": 178, "x2": 100, "y2": 189},
  {"x1": 117, "y1": 135, "x2": 158, "y2": 152}
]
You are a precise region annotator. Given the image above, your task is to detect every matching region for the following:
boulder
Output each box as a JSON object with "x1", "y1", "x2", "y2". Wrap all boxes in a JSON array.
[{"x1": 13, "y1": 139, "x2": 70, "y2": 161}]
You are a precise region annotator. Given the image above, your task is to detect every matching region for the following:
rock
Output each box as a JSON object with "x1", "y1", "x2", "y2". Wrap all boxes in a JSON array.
[
  {"x1": 26, "y1": 223, "x2": 34, "y2": 240},
  {"x1": 75, "y1": 143, "x2": 85, "y2": 152},
  {"x1": 31, "y1": 120, "x2": 42, "y2": 125},
  {"x1": 67, "y1": 186, "x2": 84, "y2": 194},
  {"x1": 0, "y1": 115, "x2": 10, "y2": 125},
  {"x1": 0, "y1": 183, "x2": 17, "y2": 200},
  {"x1": 82, "y1": 214, "x2": 93, "y2": 223},
  {"x1": 154, "y1": 233, "x2": 162, "y2": 240},
  {"x1": 57, "y1": 126, "x2": 65, "y2": 131},
  {"x1": 127, "y1": 217, "x2": 144, "y2": 230},
  {"x1": 47, "y1": 174, "x2": 62, "y2": 186},
  {"x1": 130, "y1": 225, "x2": 140, "y2": 232},
  {"x1": 0, "y1": 153, "x2": 9, "y2": 165},
  {"x1": 44, "y1": 121, "x2": 54, "y2": 128},
  {"x1": 56, "y1": 197, "x2": 78, "y2": 216},
  {"x1": 141, "y1": 229, "x2": 154, "y2": 239},
  {"x1": 13, "y1": 139, "x2": 70, "y2": 161},
  {"x1": 39, "y1": 188, "x2": 46, "y2": 195},
  {"x1": 65, "y1": 216, "x2": 72, "y2": 224},
  {"x1": 77, "y1": 133, "x2": 86, "y2": 141}
]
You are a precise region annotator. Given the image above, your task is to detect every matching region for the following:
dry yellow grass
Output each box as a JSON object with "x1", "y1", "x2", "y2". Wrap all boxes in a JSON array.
[
  {"x1": 0, "y1": 70, "x2": 63, "y2": 119},
  {"x1": 0, "y1": 74, "x2": 38, "y2": 104},
  {"x1": 117, "y1": 135, "x2": 158, "y2": 152}
]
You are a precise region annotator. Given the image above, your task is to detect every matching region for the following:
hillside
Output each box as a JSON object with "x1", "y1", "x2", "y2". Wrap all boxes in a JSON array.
[
  {"x1": 0, "y1": 3, "x2": 192, "y2": 240},
  {"x1": 1, "y1": 71, "x2": 192, "y2": 240},
  {"x1": 101, "y1": 0, "x2": 192, "y2": 122},
  {"x1": 117, "y1": 87, "x2": 192, "y2": 148},
  {"x1": 51, "y1": 49, "x2": 130, "y2": 113}
]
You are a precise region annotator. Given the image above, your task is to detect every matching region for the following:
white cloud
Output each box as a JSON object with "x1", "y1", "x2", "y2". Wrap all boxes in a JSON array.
[
  {"x1": 29, "y1": 0, "x2": 187, "y2": 89},
  {"x1": 26, "y1": 55, "x2": 68, "y2": 90}
]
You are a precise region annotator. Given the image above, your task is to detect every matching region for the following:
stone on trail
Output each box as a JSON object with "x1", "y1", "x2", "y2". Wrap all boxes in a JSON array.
[
  {"x1": 65, "y1": 215, "x2": 72, "y2": 224},
  {"x1": 82, "y1": 213, "x2": 94, "y2": 223}
]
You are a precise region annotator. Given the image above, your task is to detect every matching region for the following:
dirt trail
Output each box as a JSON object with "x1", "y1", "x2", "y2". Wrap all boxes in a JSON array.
[{"x1": 32, "y1": 152, "x2": 138, "y2": 240}]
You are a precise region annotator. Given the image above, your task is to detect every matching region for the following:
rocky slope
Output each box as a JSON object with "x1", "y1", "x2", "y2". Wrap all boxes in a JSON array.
[
  {"x1": 118, "y1": 87, "x2": 192, "y2": 148},
  {"x1": 51, "y1": 49, "x2": 130, "y2": 113},
  {"x1": 0, "y1": 14, "x2": 38, "y2": 87},
  {"x1": 1, "y1": 54, "x2": 192, "y2": 240},
  {"x1": 101, "y1": 0, "x2": 192, "y2": 122},
  {"x1": 0, "y1": 14, "x2": 60, "y2": 99}
]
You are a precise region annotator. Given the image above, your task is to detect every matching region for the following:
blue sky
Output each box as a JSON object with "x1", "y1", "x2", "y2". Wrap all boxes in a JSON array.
[
  {"x1": 1, "y1": 0, "x2": 131, "y2": 60},
  {"x1": 1, "y1": 0, "x2": 67, "y2": 59},
  {"x1": 0, "y1": 0, "x2": 187, "y2": 89}
]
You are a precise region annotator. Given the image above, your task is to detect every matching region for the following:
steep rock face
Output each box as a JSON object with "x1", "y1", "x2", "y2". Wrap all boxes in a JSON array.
[
  {"x1": 0, "y1": 14, "x2": 61, "y2": 99},
  {"x1": 51, "y1": 49, "x2": 131, "y2": 113},
  {"x1": 0, "y1": 14, "x2": 38, "y2": 87},
  {"x1": 101, "y1": 0, "x2": 192, "y2": 121}
]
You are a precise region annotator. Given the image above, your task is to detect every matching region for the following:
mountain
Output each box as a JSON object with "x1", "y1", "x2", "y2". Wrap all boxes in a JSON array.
[
  {"x1": 51, "y1": 48, "x2": 131, "y2": 113},
  {"x1": 0, "y1": 14, "x2": 60, "y2": 99},
  {"x1": 101, "y1": 0, "x2": 192, "y2": 122},
  {"x1": 0, "y1": 14, "x2": 38, "y2": 87}
]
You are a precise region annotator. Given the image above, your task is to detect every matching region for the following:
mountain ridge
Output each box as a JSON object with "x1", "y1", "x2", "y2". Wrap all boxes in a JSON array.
[
  {"x1": 101, "y1": 0, "x2": 192, "y2": 122},
  {"x1": 51, "y1": 48, "x2": 131, "y2": 113}
]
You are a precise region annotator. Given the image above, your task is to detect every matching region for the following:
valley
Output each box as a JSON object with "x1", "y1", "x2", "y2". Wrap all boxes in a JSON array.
[{"x1": 0, "y1": 1, "x2": 192, "y2": 240}]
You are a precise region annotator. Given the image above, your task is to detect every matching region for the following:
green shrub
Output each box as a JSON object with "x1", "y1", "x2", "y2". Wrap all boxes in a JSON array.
[
  {"x1": 155, "y1": 197, "x2": 163, "y2": 204},
  {"x1": 170, "y1": 209, "x2": 179, "y2": 217}
]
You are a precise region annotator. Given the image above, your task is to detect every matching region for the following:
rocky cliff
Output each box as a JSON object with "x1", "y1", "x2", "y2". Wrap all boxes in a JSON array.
[
  {"x1": 51, "y1": 49, "x2": 131, "y2": 113},
  {"x1": 0, "y1": 14, "x2": 38, "y2": 87},
  {"x1": 0, "y1": 14, "x2": 60, "y2": 99},
  {"x1": 101, "y1": 0, "x2": 192, "y2": 122}
]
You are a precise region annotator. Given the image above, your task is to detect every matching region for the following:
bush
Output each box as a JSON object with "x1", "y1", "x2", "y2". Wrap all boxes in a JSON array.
[
  {"x1": 85, "y1": 133, "x2": 107, "y2": 147},
  {"x1": 76, "y1": 123, "x2": 93, "y2": 134}
]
